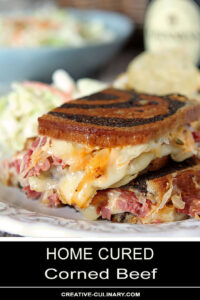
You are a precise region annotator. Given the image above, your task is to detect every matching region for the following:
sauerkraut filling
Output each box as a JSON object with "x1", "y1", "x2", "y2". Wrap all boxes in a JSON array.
[{"x1": 84, "y1": 189, "x2": 188, "y2": 224}]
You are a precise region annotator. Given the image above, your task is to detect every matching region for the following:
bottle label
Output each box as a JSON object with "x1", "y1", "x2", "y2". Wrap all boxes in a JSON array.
[{"x1": 144, "y1": 0, "x2": 200, "y2": 64}]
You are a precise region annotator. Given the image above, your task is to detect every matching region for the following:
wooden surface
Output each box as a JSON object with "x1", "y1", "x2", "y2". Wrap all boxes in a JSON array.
[{"x1": 57, "y1": 0, "x2": 148, "y2": 27}]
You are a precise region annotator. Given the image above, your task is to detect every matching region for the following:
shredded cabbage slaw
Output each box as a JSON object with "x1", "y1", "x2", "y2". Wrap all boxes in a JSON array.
[{"x1": 0, "y1": 70, "x2": 107, "y2": 159}]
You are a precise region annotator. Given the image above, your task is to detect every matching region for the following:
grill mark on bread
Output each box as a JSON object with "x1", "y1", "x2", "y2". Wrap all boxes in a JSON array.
[
  {"x1": 49, "y1": 108, "x2": 182, "y2": 128},
  {"x1": 48, "y1": 90, "x2": 185, "y2": 127},
  {"x1": 123, "y1": 157, "x2": 197, "y2": 193},
  {"x1": 60, "y1": 97, "x2": 159, "y2": 110}
]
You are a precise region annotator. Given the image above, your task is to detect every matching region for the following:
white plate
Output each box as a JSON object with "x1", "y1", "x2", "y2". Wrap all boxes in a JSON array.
[{"x1": 0, "y1": 184, "x2": 200, "y2": 238}]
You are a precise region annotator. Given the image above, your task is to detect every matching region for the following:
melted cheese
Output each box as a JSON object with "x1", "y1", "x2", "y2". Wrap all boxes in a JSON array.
[
  {"x1": 27, "y1": 134, "x2": 194, "y2": 209},
  {"x1": 80, "y1": 205, "x2": 99, "y2": 221},
  {"x1": 59, "y1": 171, "x2": 84, "y2": 204},
  {"x1": 29, "y1": 174, "x2": 57, "y2": 192}
]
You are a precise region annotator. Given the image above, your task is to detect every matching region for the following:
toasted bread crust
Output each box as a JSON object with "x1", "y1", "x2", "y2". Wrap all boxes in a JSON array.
[
  {"x1": 122, "y1": 157, "x2": 200, "y2": 203},
  {"x1": 38, "y1": 88, "x2": 200, "y2": 147}
]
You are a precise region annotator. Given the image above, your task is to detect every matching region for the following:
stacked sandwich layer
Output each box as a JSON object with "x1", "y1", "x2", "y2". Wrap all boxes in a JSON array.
[{"x1": 4, "y1": 88, "x2": 200, "y2": 223}]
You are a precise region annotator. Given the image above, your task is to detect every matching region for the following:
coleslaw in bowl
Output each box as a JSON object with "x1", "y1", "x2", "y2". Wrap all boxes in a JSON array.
[
  {"x1": 0, "y1": 9, "x2": 133, "y2": 83},
  {"x1": 0, "y1": 9, "x2": 114, "y2": 48}
]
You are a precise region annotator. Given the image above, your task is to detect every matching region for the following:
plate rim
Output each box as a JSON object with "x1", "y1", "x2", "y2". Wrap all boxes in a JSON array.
[{"x1": 0, "y1": 198, "x2": 200, "y2": 238}]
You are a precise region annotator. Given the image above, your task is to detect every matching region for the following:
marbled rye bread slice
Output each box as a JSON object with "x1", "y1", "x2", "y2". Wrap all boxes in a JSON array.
[{"x1": 38, "y1": 88, "x2": 200, "y2": 147}]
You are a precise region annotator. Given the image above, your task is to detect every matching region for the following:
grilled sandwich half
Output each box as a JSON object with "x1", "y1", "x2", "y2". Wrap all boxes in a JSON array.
[
  {"x1": 4, "y1": 88, "x2": 200, "y2": 223},
  {"x1": 95, "y1": 157, "x2": 200, "y2": 223}
]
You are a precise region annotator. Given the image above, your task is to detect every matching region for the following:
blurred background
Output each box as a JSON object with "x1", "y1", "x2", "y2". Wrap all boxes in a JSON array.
[
  {"x1": 0, "y1": 0, "x2": 148, "y2": 84},
  {"x1": 0, "y1": 0, "x2": 200, "y2": 83}
]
